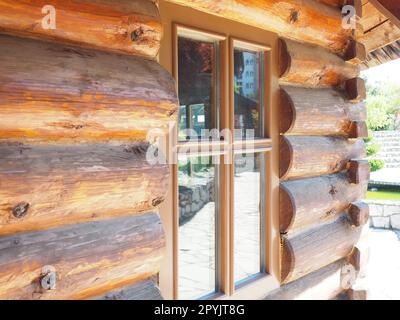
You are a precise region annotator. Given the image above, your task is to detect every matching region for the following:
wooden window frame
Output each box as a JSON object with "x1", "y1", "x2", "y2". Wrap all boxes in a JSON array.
[{"x1": 158, "y1": 0, "x2": 280, "y2": 300}]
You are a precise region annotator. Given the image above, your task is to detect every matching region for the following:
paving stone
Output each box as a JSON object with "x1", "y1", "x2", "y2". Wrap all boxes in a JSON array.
[
  {"x1": 390, "y1": 214, "x2": 400, "y2": 230},
  {"x1": 371, "y1": 216, "x2": 391, "y2": 229}
]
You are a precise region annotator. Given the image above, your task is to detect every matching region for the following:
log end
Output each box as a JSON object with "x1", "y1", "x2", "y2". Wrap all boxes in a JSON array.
[
  {"x1": 346, "y1": 288, "x2": 368, "y2": 300},
  {"x1": 348, "y1": 121, "x2": 369, "y2": 138},
  {"x1": 346, "y1": 78, "x2": 366, "y2": 102},
  {"x1": 279, "y1": 136, "x2": 293, "y2": 180},
  {"x1": 344, "y1": 40, "x2": 367, "y2": 65},
  {"x1": 349, "y1": 202, "x2": 369, "y2": 227},
  {"x1": 279, "y1": 88, "x2": 295, "y2": 134},
  {"x1": 281, "y1": 236, "x2": 295, "y2": 284},
  {"x1": 280, "y1": 184, "x2": 295, "y2": 233},
  {"x1": 348, "y1": 160, "x2": 370, "y2": 184},
  {"x1": 278, "y1": 39, "x2": 291, "y2": 78}
]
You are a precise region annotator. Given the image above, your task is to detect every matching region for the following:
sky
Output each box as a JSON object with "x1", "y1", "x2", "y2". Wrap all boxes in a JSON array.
[{"x1": 362, "y1": 58, "x2": 400, "y2": 85}]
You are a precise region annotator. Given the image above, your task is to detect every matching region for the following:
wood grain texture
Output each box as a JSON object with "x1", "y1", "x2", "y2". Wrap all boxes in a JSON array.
[
  {"x1": 279, "y1": 38, "x2": 360, "y2": 87},
  {"x1": 91, "y1": 279, "x2": 163, "y2": 300},
  {"x1": 349, "y1": 202, "x2": 369, "y2": 227},
  {"x1": 281, "y1": 215, "x2": 362, "y2": 283},
  {"x1": 347, "y1": 288, "x2": 368, "y2": 299},
  {"x1": 344, "y1": 39, "x2": 367, "y2": 64},
  {"x1": 348, "y1": 159, "x2": 370, "y2": 184},
  {"x1": 361, "y1": 19, "x2": 400, "y2": 52},
  {"x1": 0, "y1": 34, "x2": 178, "y2": 143},
  {"x1": 280, "y1": 172, "x2": 368, "y2": 233},
  {"x1": 280, "y1": 136, "x2": 366, "y2": 180},
  {"x1": 0, "y1": 143, "x2": 169, "y2": 236},
  {"x1": 0, "y1": 213, "x2": 165, "y2": 300},
  {"x1": 279, "y1": 86, "x2": 367, "y2": 136},
  {"x1": 369, "y1": 0, "x2": 400, "y2": 29},
  {"x1": 0, "y1": 0, "x2": 161, "y2": 58},
  {"x1": 164, "y1": 0, "x2": 352, "y2": 54},
  {"x1": 346, "y1": 77, "x2": 366, "y2": 102},
  {"x1": 361, "y1": 1, "x2": 388, "y2": 32},
  {"x1": 265, "y1": 259, "x2": 345, "y2": 300}
]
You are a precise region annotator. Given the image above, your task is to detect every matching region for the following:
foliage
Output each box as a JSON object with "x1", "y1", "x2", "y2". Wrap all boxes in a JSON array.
[
  {"x1": 368, "y1": 159, "x2": 385, "y2": 172},
  {"x1": 362, "y1": 76, "x2": 400, "y2": 131},
  {"x1": 366, "y1": 143, "x2": 381, "y2": 157}
]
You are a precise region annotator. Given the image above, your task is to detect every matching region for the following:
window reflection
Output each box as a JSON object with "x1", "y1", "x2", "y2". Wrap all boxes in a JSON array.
[
  {"x1": 178, "y1": 37, "x2": 218, "y2": 141},
  {"x1": 178, "y1": 155, "x2": 217, "y2": 299},
  {"x1": 234, "y1": 153, "x2": 262, "y2": 283},
  {"x1": 234, "y1": 49, "x2": 262, "y2": 139}
]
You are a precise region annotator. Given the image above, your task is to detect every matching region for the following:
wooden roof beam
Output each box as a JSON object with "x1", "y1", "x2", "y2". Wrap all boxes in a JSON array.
[{"x1": 369, "y1": 0, "x2": 400, "y2": 29}]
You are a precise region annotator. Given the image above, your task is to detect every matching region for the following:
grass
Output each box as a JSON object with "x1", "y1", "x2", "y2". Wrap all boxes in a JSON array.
[{"x1": 367, "y1": 190, "x2": 400, "y2": 201}]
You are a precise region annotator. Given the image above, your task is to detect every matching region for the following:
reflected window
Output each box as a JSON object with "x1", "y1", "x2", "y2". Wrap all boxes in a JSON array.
[
  {"x1": 234, "y1": 49, "x2": 263, "y2": 140},
  {"x1": 178, "y1": 155, "x2": 218, "y2": 299},
  {"x1": 234, "y1": 153, "x2": 263, "y2": 283},
  {"x1": 178, "y1": 36, "x2": 218, "y2": 141}
]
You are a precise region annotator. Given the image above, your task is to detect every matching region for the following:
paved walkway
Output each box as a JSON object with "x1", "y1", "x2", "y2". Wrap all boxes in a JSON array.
[
  {"x1": 366, "y1": 228, "x2": 400, "y2": 300},
  {"x1": 179, "y1": 172, "x2": 260, "y2": 299}
]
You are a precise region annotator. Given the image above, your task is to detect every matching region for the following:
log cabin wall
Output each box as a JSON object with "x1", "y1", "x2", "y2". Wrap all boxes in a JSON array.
[
  {"x1": 160, "y1": 0, "x2": 371, "y2": 299},
  {"x1": 0, "y1": 0, "x2": 372, "y2": 300},
  {"x1": 0, "y1": 0, "x2": 178, "y2": 299},
  {"x1": 276, "y1": 3, "x2": 371, "y2": 298}
]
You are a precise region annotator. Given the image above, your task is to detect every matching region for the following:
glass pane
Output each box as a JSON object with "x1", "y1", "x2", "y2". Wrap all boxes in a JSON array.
[
  {"x1": 178, "y1": 36, "x2": 218, "y2": 141},
  {"x1": 234, "y1": 153, "x2": 262, "y2": 283},
  {"x1": 178, "y1": 155, "x2": 217, "y2": 299},
  {"x1": 234, "y1": 48, "x2": 262, "y2": 140}
]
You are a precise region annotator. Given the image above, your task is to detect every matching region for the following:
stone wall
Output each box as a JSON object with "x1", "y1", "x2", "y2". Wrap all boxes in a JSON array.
[
  {"x1": 179, "y1": 181, "x2": 214, "y2": 224},
  {"x1": 367, "y1": 200, "x2": 400, "y2": 230},
  {"x1": 372, "y1": 131, "x2": 400, "y2": 169}
]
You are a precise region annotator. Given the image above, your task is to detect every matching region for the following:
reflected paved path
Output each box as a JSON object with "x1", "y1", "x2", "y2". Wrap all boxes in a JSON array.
[{"x1": 179, "y1": 172, "x2": 260, "y2": 299}]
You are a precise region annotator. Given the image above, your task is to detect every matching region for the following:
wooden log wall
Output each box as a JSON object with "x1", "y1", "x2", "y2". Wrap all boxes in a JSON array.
[
  {"x1": 278, "y1": 17, "x2": 370, "y2": 293},
  {"x1": 164, "y1": 0, "x2": 352, "y2": 55},
  {"x1": 0, "y1": 34, "x2": 177, "y2": 143},
  {"x1": 0, "y1": 0, "x2": 162, "y2": 58},
  {"x1": 0, "y1": 0, "x2": 178, "y2": 300},
  {"x1": 0, "y1": 214, "x2": 165, "y2": 300}
]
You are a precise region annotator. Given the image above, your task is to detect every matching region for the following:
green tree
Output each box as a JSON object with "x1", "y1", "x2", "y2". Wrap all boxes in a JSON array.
[{"x1": 363, "y1": 76, "x2": 400, "y2": 131}]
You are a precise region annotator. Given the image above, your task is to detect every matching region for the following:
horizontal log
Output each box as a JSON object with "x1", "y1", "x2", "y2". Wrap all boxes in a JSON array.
[
  {"x1": 0, "y1": 34, "x2": 178, "y2": 143},
  {"x1": 0, "y1": 0, "x2": 161, "y2": 58},
  {"x1": 265, "y1": 259, "x2": 345, "y2": 300},
  {"x1": 280, "y1": 136, "x2": 366, "y2": 180},
  {"x1": 0, "y1": 143, "x2": 169, "y2": 236},
  {"x1": 279, "y1": 39, "x2": 360, "y2": 87},
  {"x1": 280, "y1": 172, "x2": 368, "y2": 233},
  {"x1": 0, "y1": 213, "x2": 165, "y2": 300},
  {"x1": 91, "y1": 279, "x2": 162, "y2": 300},
  {"x1": 164, "y1": 0, "x2": 351, "y2": 55},
  {"x1": 281, "y1": 215, "x2": 362, "y2": 283},
  {"x1": 279, "y1": 86, "x2": 367, "y2": 136}
]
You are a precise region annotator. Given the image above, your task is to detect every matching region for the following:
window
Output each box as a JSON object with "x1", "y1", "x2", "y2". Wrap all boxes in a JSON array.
[
  {"x1": 174, "y1": 28, "x2": 272, "y2": 299},
  {"x1": 158, "y1": 1, "x2": 279, "y2": 300}
]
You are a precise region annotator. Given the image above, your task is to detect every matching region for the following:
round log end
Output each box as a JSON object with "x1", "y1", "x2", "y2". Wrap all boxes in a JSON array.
[
  {"x1": 279, "y1": 88, "x2": 295, "y2": 134},
  {"x1": 279, "y1": 136, "x2": 293, "y2": 180},
  {"x1": 281, "y1": 236, "x2": 295, "y2": 284},
  {"x1": 280, "y1": 184, "x2": 295, "y2": 233},
  {"x1": 278, "y1": 39, "x2": 291, "y2": 78}
]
